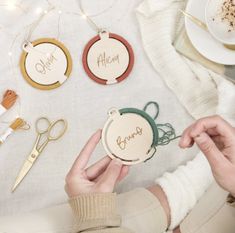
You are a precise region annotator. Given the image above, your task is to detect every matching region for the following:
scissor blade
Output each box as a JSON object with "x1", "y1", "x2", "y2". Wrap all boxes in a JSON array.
[{"x1": 12, "y1": 160, "x2": 33, "y2": 192}]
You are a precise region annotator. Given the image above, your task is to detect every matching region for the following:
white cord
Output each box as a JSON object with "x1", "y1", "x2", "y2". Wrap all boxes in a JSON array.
[
  {"x1": 5, "y1": 0, "x2": 61, "y2": 120},
  {"x1": 79, "y1": 0, "x2": 117, "y2": 17},
  {"x1": 76, "y1": 0, "x2": 134, "y2": 33}
]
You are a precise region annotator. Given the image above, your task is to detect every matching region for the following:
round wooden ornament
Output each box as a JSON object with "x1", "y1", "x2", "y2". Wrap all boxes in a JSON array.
[
  {"x1": 102, "y1": 102, "x2": 180, "y2": 165},
  {"x1": 82, "y1": 31, "x2": 134, "y2": 85},
  {"x1": 20, "y1": 38, "x2": 72, "y2": 90}
]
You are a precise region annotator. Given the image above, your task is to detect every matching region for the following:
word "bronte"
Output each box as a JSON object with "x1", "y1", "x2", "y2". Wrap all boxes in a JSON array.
[{"x1": 116, "y1": 127, "x2": 143, "y2": 150}]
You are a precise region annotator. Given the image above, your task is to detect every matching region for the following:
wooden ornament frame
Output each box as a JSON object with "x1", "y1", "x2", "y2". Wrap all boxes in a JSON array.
[
  {"x1": 102, "y1": 107, "x2": 157, "y2": 165},
  {"x1": 82, "y1": 32, "x2": 134, "y2": 85},
  {"x1": 20, "y1": 38, "x2": 72, "y2": 90}
]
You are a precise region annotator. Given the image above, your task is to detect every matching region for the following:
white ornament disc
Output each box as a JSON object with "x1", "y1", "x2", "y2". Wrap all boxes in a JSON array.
[
  {"x1": 20, "y1": 38, "x2": 72, "y2": 90},
  {"x1": 102, "y1": 109, "x2": 155, "y2": 165}
]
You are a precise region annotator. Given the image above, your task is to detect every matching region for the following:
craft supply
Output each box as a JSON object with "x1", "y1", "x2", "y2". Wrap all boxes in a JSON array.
[
  {"x1": 20, "y1": 38, "x2": 72, "y2": 90},
  {"x1": 0, "y1": 118, "x2": 30, "y2": 145},
  {"x1": 102, "y1": 102, "x2": 180, "y2": 165},
  {"x1": 0, "y1": 90, "x2": 18, "y2": 116},
  {"x1": 78, "y1": 0, "x2": 134, "y2": 85},
  {"x1": 12, "y1": 117, "x2": 68, "y2": 192},
  {"x1": 19, "y1": 7, "x2": 72, "y2": 90}
]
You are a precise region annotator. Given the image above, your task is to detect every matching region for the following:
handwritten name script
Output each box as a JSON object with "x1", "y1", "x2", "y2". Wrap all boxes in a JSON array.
[
  {"x1": 97, "y1": 52, "x2": 120, "y2": 68},
  {"x1": 35, "y1": 54, "x2": 57, "y2": 75},
  {"x1": 116, "y1": 127, "x2": 143, "y2": 150}
]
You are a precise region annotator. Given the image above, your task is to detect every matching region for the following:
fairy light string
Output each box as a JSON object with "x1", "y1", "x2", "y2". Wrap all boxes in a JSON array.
[
  {"x1": 76, "y1": 0, "x2": 134, "y2": 33},
  {"x1": 0, "y1": 1, "x2": 27, "y2": 13}
]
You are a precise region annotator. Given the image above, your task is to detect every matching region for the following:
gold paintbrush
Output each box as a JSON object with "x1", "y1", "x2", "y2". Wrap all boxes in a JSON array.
[{"x1": 180, "y1": 9, "x2": 235, "y2": 50}]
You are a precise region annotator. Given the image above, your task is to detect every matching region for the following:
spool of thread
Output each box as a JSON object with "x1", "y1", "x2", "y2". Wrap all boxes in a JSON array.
[
  {"x1": 0, "y1": 90, "x2": 18, "y2": 117},
  {"x1": 10, "y1": 118, "x2": 26, "y2": 130},
  {"x1": 1, "y1": 90, "x2": 18, "y2": 110},
  {"x1": 0, "y1": 118, "x2": 29, "y2": 145}
]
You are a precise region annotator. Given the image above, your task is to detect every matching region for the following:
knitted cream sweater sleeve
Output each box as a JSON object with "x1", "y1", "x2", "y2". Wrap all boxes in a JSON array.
[
  {"x1": 69, "y1": 193, "x2": 133, "y2": 233},
  {"x1": 156, "y1": 152, "x2": 213, "y2": 230}
]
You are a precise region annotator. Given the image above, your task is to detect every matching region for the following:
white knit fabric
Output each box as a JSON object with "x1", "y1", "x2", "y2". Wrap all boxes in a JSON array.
[
  {"x1": 136, "y1": 0, "x2": 224, "y2": 120},
  {"x1": 157, "y1": 153, "x2": 213, "y2": 229},
  {"x1": 0, "y1": 105, "x2": 6, "y2": 117},
  {"x1": 216, "y1": 81, "x2": 235, "y2": 125},
  {"x1": 136, "y1": 0, "x2": 235, "y2": 230}
]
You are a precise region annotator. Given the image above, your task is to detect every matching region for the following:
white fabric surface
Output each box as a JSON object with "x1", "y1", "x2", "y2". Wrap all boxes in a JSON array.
[{"x1": 0, "y1": 0, "x2": 196, "y2": 216}]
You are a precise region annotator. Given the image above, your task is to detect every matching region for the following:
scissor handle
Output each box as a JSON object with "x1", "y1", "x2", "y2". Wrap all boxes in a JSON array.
[
  {"x1": 48, "y1": 119, "x2": 67, "y2": 141},
  {"x1": 35, "y1": 117, "x2": 51, "y2": 134}
]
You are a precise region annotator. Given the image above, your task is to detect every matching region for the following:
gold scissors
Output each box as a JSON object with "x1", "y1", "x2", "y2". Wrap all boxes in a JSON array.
[{"x1": 12, "y1": 117, "x2": 68, "y2": 192}]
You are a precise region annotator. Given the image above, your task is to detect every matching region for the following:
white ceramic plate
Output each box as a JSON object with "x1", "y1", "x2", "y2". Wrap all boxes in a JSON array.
[{"x1": 185, "y1": 0, "x2": 235, "y2": 65}]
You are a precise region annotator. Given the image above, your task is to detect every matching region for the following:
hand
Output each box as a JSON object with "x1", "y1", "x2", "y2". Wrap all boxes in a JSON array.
[
  {"x1": 65, "y1": 130, "x2": 129, "y2": 197},
  {"x1": 1, "y1": 90, "x2": 18, "y2": 109},
  {"x1": 179, "y1": 115, "x2": 235, "y2": 196}
]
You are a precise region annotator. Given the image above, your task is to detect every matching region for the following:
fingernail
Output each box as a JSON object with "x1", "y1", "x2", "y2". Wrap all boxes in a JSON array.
[
  {"x1": 95, "y1": 129, "x2": 101, "y2": 135},
  {"x1": 194, "y1": 134, "x2": 203, "y2": 143},
  {"x1": 93, "y1": 130, "x2": 102, "y2": 142},
  {"x1": 180, "y1": 138, "x2": 190, "y2": 147},
  {"x1": 194, "y1": 134, "x2": 201, "y2": 139},
  {"x1": 191, "y1": 131, "x2": 199, "y2": 138},
  {"x1": 179, "y1": 143, "x2": 186, "y2": 149},
  {"x1": 179, "y1": 137, "x2": 183, "y2": 144}
]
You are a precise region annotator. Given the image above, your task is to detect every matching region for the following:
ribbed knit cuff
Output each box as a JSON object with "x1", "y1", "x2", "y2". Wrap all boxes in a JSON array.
[
  {"x1": 0, "y1": 104, "x2": 6, "y2": 117},
  {"x1": 156, "y1": 153, "x2": 213, "y2": 230},
  {"x1": 69, "y1": 193, "x2": 121, "y2": 231}
]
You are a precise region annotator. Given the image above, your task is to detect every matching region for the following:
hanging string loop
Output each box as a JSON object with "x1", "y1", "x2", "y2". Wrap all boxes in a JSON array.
[{"x1": 143, "y1": 101, "x2": 181, "y2": 147}]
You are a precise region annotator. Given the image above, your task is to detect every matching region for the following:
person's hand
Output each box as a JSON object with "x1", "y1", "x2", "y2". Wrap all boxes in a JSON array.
[
  {"x1": 179, "y1": 115, "x2": 235, "y2": 196},
  {"x1": 1, "y1": 90, "x2": 18, "y2": 109},
  {"x1": 65, "y1": 130, "x2": 129, "y2": 197}
]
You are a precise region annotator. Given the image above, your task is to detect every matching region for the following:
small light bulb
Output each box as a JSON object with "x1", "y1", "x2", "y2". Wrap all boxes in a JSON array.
[
  {"x1": 36, "y1": 7, "x2": 42, "y2": 14},
  {"x1": 8, "y1": 52, "x2": 13, "y2": 56},
  {"x1": 44, "y1": 10, "x2": 48, "y2": 14},
  {"x1": 81, "y1": 14, "x2": 87, "y2": 19},
  {"x1": 58, "y1": 10, "x2": 62, "y2": 14},
  {"x1": 7, "y1": 1, "x2": 16, "y2": 10}
]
